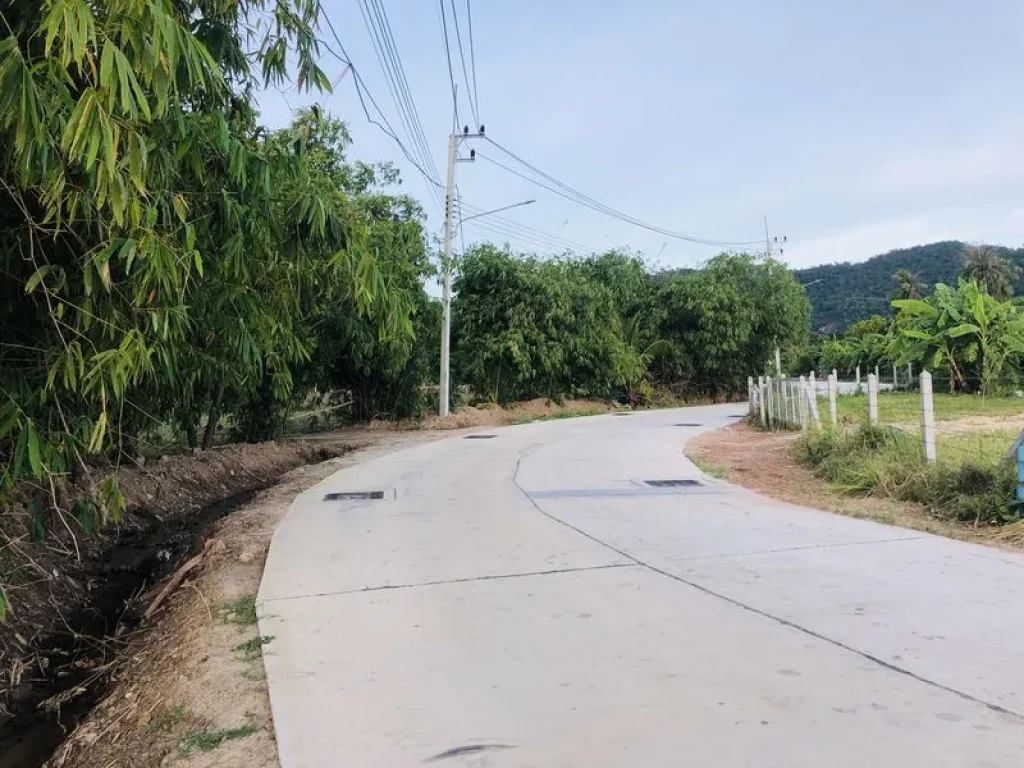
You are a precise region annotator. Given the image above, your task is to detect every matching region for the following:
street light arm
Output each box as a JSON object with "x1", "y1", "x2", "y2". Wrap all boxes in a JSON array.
[{"x1": 457, "y1": 199, "x2": 536, "y2": 226}]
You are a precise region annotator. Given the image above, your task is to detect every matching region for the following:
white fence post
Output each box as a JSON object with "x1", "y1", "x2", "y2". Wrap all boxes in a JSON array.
[
  {"x1": 794, "y1": 376, "x2": 802, "y2": 430},
  {"x1": 805, "y1": 378, "x2": 821, "y2": 428},
  {"x1": 867, "y1": 373, "x2": 879, "y2": 426},
  {"x1": 892, "y1": 364, "x2": 898, "y2": 388},
  {"x1": 855, "y1": 365, "x2": 861, "y2": 393},
  {"x1": 748, "y1": 376, "x2": 755, "y2": 416},
  {"x1": 808, "y1": 370, "x2": 816, "y2": 398},
  {"x1": 758, "y1": 376, "x2": 766, "y2": 425},
  {"x1": 920, "y1": 371, "x2": 936, "y2": 463},
  {"x1": 828, "y1": 373, "x2": 838, "y2": 426}
]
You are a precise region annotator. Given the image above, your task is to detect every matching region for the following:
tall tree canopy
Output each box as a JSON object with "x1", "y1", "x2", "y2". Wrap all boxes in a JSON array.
[{"x1": 0, "y1": 2, "x2": 412, "y2": 510}]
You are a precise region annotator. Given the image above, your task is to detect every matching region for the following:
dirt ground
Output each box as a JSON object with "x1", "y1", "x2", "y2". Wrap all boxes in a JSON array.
[{"x1": 686, "y1": 422, "x2": 1024, "y2": 549}]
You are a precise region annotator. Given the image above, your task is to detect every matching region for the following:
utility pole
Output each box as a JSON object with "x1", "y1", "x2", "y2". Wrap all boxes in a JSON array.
[
  {"x1": 440, "y1": 125, "x2": 484, "y2": 417},
  {"x1": 763, "y1": 215, "x2": 788, "y2": 258}
]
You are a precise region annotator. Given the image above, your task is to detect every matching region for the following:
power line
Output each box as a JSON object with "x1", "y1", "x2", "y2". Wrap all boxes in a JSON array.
[
  {"x1": 437, "y1": 0, "x2": 461, "y2": 129},
  {"x1": 449, "y1": 0, "x2": 479, "y2": 127},
  {"x1": 466, "y1": 0, "x2": 480, "y2": 123},
  {"x1": 456, "y1": 202, "x2": 599, "y2": 253},
  {"x1": 356, "y1": 0, "x2": 444, "y2": 213},
  {"x1": 319, "y1": 12, "x2": 445, "y2": 215},
  {"x1": 478, "y1": 138, "x2": 764, "y2": 248}
]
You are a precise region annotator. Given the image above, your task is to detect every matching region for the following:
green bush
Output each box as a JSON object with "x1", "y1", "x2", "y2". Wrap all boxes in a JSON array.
[{"x1": 796, "y1": 425, "x2": 1014, "y2": 523}]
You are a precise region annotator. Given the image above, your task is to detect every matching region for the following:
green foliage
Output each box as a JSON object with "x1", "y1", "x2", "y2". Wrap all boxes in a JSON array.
[
  {"x1": 651, "y1": 253, "x2": 810, "y2": 395},
  {"x1": 795, "y1": 241, "x2": 1024, "y2": 332},
  {"x1": 892, "y1": 280, "x2": 1024, "y2": 394},
  {"x1": 177, "y1": 722, "x2": 259, "y2": 758},
  {"x1": 0, "y1": 1, "x2": 427, "y2": 546},
  {"x1": 452, "y1": 246, "x2": 642, "y2": 403},
  {"x1": 798, "y1": 425, "x2": 1015, "y2": 523},
  {"x1": 452, "y1": 249, "x2": 807, "y2": 403},
  {"x1": 960, "y1": 244, "x2": 1022, "y2": 302}
]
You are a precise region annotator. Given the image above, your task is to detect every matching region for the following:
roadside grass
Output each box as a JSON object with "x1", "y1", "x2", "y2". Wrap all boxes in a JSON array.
[
  {"x1": 689, "y1": 454, "x2": 730, "y2": 480},
  {"x1": 796, "y1": 424, "x2": 1015, "y2": 525},
  {"x1": 507, "y1": 406, "x2": 613, "y2": 425},
  {"x1": 176, "y1": 720, "x2": 259, "y2": 759},
  {"x1": 146, "y1": 703, "x2": 187, "y2": 733},
  {"x1": 221, "y1": 595, "x2": 258, "y2": 627},
  {"x1": 836, "y1": 392, "x2": 1024, "y2": 426},
  {"x1": 234, "y1": 635, "x2": 274, "y2": 660}
]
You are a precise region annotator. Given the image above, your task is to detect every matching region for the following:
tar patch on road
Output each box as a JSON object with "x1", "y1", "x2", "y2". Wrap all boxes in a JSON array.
[{"x1": 427, "y1": 743, "x2": 515, "y2": 761}]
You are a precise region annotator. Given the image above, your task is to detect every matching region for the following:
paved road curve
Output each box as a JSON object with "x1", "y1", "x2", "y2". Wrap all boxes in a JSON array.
[{"x1": 258, "y1": 406, "x2": 1024, "y2": 767}]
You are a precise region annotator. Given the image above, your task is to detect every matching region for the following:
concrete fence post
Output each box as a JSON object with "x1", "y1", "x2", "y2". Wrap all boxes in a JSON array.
[
  {"x1": 907, "y1": 363, "x2": 913, "y2": 387},
  {"x1": 766, "y1": 377, "x2": 774, "y2": 427},
  {"x1": 874, "y1": 365, "x2": 880, "y2": 382},
  {"x1": 893, "y1": 364, "x2": 898, "y2": 388},
  {"x1": 758, "y1": 376, "x2": 766, "y2": 424},
  {"x1": 855, "y1": 365, "x2": 861, "y2": 393},
  {"x1": 804, "y1": 378, "x2": 821, "y2": 428},
  {"x1": 832, "y1": 368, "x2": 838, "y2": 382},
  {"x1": 798, "y1": 376, "x2": 808, "y2": 430},
  {"x1": 808, "y1": 370, "x2": 817, "y2": 398},
  {"x1": 867, "y1": 373, "x2": 879, "y2": 426},
  {"x1": 748, "y1": 376, "x2": 755, "y2": 415},
  {"x1": 920, "y1": 371, "x2": 936, "y2": 463},
  {"x1": 828, "y1": 373, "x2": 838, "y2": 426}
]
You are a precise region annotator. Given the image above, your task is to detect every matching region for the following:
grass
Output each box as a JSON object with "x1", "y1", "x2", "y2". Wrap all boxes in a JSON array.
[
  {"x1": 146, "y1": 703, "x2": 187, "y2": 733},
  {"x1": 836, "y1": 392, "x2": 1024, "y2": 426},
  {"x1": 689, "y1": 454, "x2": 730, "y2": 480},
  {"x1": 507, "y1": 406, "x2": 612, "y2": 426},
  {"x1": 221, "y1": 595, "x2": 258, "y2": 627},
  {"x1": 797, "y1": 424, "x2": 1016, "y2": 524},
  {"x1": 234, "y1": 635, "x2": 274, "y2": 660},
  {"x1": 176, "y1": 721, "x2": 259, "y2": 758}
]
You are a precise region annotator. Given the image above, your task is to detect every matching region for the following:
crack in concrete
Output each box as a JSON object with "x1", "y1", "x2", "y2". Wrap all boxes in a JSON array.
[
  {"x1": 512, "y1": 454, "x2": 1024, "y2": 722},
  {"x1": 259, "y1": 562, "x2": 637, "y2": 604}
]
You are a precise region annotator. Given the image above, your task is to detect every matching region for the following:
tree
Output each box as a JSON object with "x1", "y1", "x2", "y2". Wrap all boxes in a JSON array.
[
  {"x1": 452, "y1": 247, "x2": 640, "y2": 403},
  {"x1": 653, "y1": 253, "x2": 810, "y2": 395},
  {"x1": 0, "y1": 2, "x2": 411, "y2": 514},
  {"x1": 892, "y1": 280, "x2": 1024, "y2": 394},
  {"x1": 892, "y1": 269, "x2": 925, "y2": 300},
  {"x1": 960, "y1": 244, "x2": 1021, "y2": 301}
]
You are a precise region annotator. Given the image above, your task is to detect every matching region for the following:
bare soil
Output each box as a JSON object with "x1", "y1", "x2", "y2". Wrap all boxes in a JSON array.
[{"x1": 685, "y1": 422, "x2": 1021, "y2": 548}]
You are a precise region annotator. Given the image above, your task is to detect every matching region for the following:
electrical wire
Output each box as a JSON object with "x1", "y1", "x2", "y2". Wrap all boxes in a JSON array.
[
  {"x1": 319, "y1": 12, "x2": 445, "y2": 215},
  {"x1": 357, "y1": 0, "x2": 445, "y2": 205},
  {"x1": 365, "y1": 0, "x2": 442, "y2": 182},
  {"x1": 456, "y1": 202, "x2": 599, "y2": 253},
  {"x1": 466, "y1": 0, "x2": 480, "y2": 124},
  {"x1": 479, "y1": 138, "x2": 765, "y2": 248},
  {"x1": 437, "y1": 0, "x2": 461, "y2": 129},
  {"x1": 449, "y1": 0, "x2": 479, "y2": 127}
]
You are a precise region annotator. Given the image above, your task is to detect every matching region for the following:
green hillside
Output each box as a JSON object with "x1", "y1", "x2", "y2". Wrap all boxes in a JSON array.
[{"x1": 794, "y1": 241, "x2": 1024, "y2": 332}]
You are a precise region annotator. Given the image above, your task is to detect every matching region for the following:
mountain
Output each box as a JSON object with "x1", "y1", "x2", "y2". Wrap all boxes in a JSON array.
[{"x1": 793, "y1": 241, "x2": 1024, "y2": 333}]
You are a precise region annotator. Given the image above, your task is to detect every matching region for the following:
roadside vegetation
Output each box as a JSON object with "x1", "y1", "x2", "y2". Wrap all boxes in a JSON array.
[{"x1": 785, "y1": 246, "x2": 1024, "y2": 528}]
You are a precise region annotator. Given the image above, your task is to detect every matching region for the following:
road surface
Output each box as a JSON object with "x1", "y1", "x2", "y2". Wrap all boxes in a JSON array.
[{"x1": 258, "y1": 406, "x2": 1024, "y2": 767}]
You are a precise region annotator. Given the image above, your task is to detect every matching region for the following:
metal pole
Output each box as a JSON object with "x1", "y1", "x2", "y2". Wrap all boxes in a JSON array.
[{"x1": 439, "y1": 133, "x2": 458, "y2": 418}]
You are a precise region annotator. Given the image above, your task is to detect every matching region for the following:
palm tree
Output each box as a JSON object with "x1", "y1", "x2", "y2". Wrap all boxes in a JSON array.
[
  {"x1": 960, "y1": 244, "x2": 1021, "y2": 301},
  {"x1": 892, "y1": 269, "x2": 925, "y2": 300}
]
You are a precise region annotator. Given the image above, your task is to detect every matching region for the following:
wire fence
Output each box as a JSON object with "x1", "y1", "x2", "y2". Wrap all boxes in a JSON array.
[{"x1": 749, "y1": 369, "x2": 1024, "y2": 472}]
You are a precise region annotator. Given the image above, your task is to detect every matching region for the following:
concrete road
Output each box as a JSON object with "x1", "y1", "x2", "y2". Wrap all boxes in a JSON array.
[{"x1": 258, "y1": 406, "x2": 1024, "y2": 767}]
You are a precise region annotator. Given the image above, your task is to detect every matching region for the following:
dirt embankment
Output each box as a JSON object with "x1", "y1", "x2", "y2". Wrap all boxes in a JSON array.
[{"x1": 0, "y1": 436, "x2": 364, "y2": 767}]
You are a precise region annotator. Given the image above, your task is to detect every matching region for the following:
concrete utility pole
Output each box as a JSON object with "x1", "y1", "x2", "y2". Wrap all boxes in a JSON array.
[{"x1": 440, "y1": 126, "x2": 485, "y2": 417}]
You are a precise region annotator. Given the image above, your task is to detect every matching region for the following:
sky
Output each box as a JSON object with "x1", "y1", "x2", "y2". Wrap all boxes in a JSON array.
[{"x1": 256, "y1": 1, "x2": 1024, "y2": 270}]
